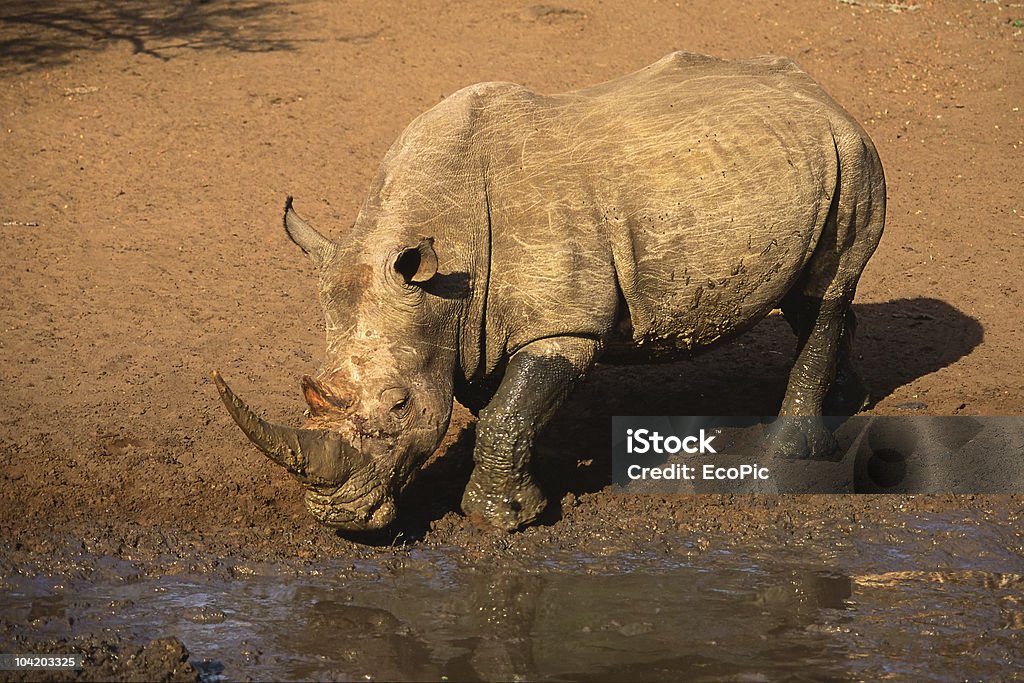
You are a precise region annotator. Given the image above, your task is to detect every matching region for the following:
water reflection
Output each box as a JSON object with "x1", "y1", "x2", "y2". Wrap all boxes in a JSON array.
[
  {"x1": 2, "y1": 531, "x2": 1022, "y2": 681},
  {"x1": 268, "y1": 564, "x2": 855, "y2": 681}
]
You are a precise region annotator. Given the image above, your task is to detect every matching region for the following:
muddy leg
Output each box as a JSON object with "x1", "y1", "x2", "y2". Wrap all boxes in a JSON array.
[
  {"x1": 461, "y1": 336, "x2": 598, "y2": 531},
  {"x1": 783, "y1": 306, "x2": 869, "y2": 416},
  {"x1": 825, "y1": 309, "x2": 870, "y2": 415},
  {"x1": 772, "y1": 293, "x2": 850, "y2": 459}
]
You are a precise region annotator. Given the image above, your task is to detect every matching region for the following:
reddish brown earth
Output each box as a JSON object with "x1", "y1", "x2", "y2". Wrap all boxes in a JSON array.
[{"x1": 1, "y1": 0, "x2": 1023, "y2": 680}]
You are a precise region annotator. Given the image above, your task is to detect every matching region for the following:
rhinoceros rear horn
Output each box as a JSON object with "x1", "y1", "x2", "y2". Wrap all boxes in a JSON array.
[
  {"x1": 212, "y1": 370, "x2": 367, "y2": 485},
  {"x1": 283, "y1": 197, "x2": 335, "y2": 264}
]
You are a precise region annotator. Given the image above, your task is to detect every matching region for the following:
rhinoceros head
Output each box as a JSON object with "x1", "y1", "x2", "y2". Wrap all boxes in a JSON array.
[{"x1": 214, "y1": 198, "x2": 460, "y2": 531}]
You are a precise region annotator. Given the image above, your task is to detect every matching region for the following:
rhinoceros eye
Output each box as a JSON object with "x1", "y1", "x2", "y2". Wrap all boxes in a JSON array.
[{"x1": 382, "y1": 388, "x2": 411, "y2": 415}]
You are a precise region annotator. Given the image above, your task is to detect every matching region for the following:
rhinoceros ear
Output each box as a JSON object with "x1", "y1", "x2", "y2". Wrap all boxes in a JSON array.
[
  {"x1": 393, "y1": 237, "x2": 438, "y2": 284},
  {"x1": 283, "y1": 196, "x2": 334, "y2": 265}
]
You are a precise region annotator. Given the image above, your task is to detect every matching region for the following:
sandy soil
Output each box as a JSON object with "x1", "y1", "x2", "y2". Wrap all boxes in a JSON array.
[{"x1": 1, "y1": 0, "x2": 1022, "y2": 679}]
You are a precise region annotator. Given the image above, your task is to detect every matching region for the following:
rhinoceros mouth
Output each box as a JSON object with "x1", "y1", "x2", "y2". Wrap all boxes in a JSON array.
[{"x1": 304, "y1": 483, "x2": 396, "y2": 530}]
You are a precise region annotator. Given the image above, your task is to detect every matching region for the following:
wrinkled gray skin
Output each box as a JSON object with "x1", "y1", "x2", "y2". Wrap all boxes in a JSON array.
[{"x1": 215, "y1": 53, "x2": 885, "y2": 532}]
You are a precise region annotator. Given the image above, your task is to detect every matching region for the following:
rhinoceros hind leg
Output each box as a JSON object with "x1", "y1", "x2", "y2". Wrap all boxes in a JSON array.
[
  {"x1": 462, "y1": 336, "x2": 599, "y2": 531},
  {"x1": 784, "y1": 306, "x2": 869, "y2": 417},
  {"x1": 771, "y1": 293, "x2": 848, "y2": 459},
  {"x1": 823, "y1": 309, "x2": 870, "y2": 415},
  {"x1": 771, "y1": 129, "x2": 884, "y2": 458}
]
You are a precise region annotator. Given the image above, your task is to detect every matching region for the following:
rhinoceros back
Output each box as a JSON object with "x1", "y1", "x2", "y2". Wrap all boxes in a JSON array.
[{"x1": 467, "y1": 53, "x2": 845, "y2": 363}]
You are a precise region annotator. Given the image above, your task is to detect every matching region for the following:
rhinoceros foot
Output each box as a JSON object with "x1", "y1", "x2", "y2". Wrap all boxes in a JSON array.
[
  {"x1": 767, "y1": 416, "x2": 839, "y2": 461},
  {"x1": 461, "y1": 470, "x2": 547, "y2": 532}
]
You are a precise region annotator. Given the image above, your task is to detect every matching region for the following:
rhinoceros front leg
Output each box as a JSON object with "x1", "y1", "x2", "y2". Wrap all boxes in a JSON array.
[{"x1": 462, "y1": 336, "x2": 599, "y2": 531}]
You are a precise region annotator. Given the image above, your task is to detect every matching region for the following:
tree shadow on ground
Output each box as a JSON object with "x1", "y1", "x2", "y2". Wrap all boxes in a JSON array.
[
  {"x1": 347, "y1": 296, "x2": 982, "y2": 542},
  {"x1": 0, "y1": 0, "x2": 300, "y2": 73}
]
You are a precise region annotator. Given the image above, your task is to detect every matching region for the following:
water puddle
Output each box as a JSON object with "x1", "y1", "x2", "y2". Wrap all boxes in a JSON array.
[{"x1": 3, "y1": 516, "x2": 1023, "y2": 681}]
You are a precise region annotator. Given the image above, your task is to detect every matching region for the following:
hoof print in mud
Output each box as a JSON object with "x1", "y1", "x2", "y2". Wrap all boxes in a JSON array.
[{"x1": 216, "y1": 52, "x2": 884, "y2": 532}]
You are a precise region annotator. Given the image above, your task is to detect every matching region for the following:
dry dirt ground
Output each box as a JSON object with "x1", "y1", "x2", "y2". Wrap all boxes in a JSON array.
[{"x1": 1, "y1": 0, "x2": 1023, "y2": 680}]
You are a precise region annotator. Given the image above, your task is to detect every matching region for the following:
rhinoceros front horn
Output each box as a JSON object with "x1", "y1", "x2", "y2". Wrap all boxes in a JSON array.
[{"x1": 211, "y1": 370, "x2": 367, "y2": 485}]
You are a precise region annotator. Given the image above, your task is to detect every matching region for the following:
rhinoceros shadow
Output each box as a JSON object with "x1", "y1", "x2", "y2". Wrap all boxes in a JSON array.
[{"x1": 374, "y1": 296, "x2": 982, "y2": 540}]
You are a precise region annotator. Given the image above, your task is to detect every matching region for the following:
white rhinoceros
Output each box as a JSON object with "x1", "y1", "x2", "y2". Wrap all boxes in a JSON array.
[{"x1": 214, "y1": 52, "x2": 886, "y2": 531}]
